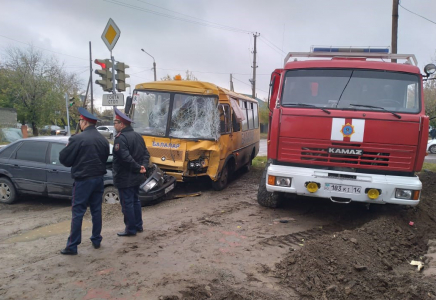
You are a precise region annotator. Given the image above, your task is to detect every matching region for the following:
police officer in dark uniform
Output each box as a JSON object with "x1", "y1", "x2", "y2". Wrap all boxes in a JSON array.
[
  {"x1": 59, "y1": 107, "x2": 110, "y2": 255},
  {"x1": 112, "y1": 107, "x2": 150, "y2": 236}
]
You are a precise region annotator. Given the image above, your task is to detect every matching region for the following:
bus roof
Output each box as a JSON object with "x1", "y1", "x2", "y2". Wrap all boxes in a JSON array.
[{"x1": 134, "y1": 80, "x2": 257, "y2": 102}]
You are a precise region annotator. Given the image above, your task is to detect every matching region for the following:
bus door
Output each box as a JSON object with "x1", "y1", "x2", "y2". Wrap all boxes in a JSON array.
[{"x1": 218, "y1": 103, "x2": 233, "y2": 160}]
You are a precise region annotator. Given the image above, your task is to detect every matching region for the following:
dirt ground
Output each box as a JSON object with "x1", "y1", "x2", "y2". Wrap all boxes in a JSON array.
[{"x1": 1, "y1": 168, "x2": 436, "y2": 300}]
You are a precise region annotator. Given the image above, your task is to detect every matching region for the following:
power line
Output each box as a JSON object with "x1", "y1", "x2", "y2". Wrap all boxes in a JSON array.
[
  {"x1": 104, "y1": 0, "x2": 253, "y2": 34},
  {"x1": 233, "y1": 76, "x2": 268, "y2": 94},
  {"x1": 0, "y1": 34, "x2": 88, "y2": 60},
  {"x1": 260, "y1": 35, "x2": 285, "y2": 54},
  {"x1": 135, "y1": 0, "x2": 253, "y2": 34},
  {"x1": 399, "y1": 3, "x2": 436, "y2": 25},
  {"x1": 258, "y1": 36, "x2": 285, "y2": 57}
]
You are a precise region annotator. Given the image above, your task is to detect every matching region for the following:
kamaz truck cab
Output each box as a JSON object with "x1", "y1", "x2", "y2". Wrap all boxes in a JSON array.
[{"x1": 258, "y1": 47, "x2": 436, "y2": 208}]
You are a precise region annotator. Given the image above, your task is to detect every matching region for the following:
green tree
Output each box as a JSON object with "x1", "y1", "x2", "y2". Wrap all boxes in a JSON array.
[
  {"x1": 424, "y1": 75, "x2": 436, "y2": 128},
  {"x1": 1, "y1": 46, "x2": 81, "y2": 135},
  {"x1": 160, "y1": 70, "x2": 198, "y2": 81},
  {"x1": 259, "y1": 98, "x2": 270, "y2": 124}
]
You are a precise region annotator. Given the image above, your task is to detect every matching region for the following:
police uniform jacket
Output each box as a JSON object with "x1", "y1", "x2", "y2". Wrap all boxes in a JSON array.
[
  {"x1": 112, "y1": 126, "x2": 150, "y2": 189},
  {"x1": 59, "y1": 126, "x2": 110, "y2": 180}
]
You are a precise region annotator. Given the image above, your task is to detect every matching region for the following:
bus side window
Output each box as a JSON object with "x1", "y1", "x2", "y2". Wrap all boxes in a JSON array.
[
  {"x1": 253, "y1": 102, "x2": 259, "y2": 128},
  {"x1": 232, "y1": 111, "x2": 241, "y2": 132},
  {"x1": 241, "y1": 101, "x2": 248, "y2": 131},
  {"x1": 219, "y1": 104, "x2": 231, "y2": 134}
]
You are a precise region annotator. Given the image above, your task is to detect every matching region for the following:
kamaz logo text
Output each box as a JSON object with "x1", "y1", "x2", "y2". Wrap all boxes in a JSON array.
[{"x1": 328, "y1": 148, "x2": 363, "y2": 155}]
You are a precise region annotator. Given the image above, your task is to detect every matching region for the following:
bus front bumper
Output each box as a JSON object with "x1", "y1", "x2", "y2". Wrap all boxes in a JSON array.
[{"x1": 266, "y1": 165, "x2": 421, "y2": 206}]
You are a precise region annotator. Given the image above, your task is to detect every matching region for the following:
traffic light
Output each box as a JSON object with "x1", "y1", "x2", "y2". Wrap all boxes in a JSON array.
[
  {"x1": 94, "y1": 59, "x2": 113, "y2": 92},
  {"x1": 115, "y1": 62, "x2": 130, "y2": 92},
  {"x1": 69, "y1": 97, "x2": 75, "y2": 107}
]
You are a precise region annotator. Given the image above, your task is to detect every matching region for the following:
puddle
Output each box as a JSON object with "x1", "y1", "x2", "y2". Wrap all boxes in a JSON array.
[{"x1": 4, "y1": 220, "x2": 92, "y2": 243}]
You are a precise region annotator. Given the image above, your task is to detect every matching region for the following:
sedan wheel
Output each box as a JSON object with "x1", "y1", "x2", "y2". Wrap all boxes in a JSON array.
[
  {"x1": 0, "y1": 178, "x2": 17, "y2": 204},
  {"x1": 103, "y1": 186, "x2": 120, "y2": 204},
  {"x1": 430, "y1": 145, "x2": 436, "y2": 154}
]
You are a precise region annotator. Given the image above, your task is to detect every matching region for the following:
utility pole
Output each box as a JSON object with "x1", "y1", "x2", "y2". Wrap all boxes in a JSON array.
[
  {"x1": 391, "y1": 0, "x2": 399, "y2": 62},
  {"x1": 251, "y1": 32, "x2": 260, "y2": 98},
  {"x1": 89, "y1": 41, "x2": 94, "y2": 113},
  {"x1": 230, "y1": 74, "x2": 234, "y2": 91}
]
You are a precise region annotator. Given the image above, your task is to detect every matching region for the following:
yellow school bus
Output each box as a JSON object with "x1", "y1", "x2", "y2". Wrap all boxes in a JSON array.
[{"x1": 127, "y1": 80, "x2": 260, "y2": 190}]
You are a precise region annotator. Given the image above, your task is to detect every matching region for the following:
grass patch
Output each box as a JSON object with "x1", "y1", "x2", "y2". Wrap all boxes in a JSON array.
[
  {"x1": 260, "y1": 133, "x2": 267, "y2": 139},
  {"x1": 253, "y1": 156, "x2": 267, "y2": 169},
  {"x1": 422, "y1": 162, "x2": 436, "y2": 172}
]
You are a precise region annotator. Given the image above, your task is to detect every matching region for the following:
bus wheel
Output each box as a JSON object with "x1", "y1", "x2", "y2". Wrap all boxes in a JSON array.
[
  {"x1": 212, "y1": 164, "x2": 229, "y2": 191},
  {"x1": 257, "y1": 166, "x2": 283, "y2": 208}
]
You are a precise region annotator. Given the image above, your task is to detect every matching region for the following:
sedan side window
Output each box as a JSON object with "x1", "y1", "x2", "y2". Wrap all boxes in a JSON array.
[
  {"x1": 15, "y1": 141, "x2": 48, "y2": 163},
  {"x1": 49, "y1": 143, "x2": 66, "y2": 165},
  {"x1": 0, "y1": 142, "x2": 21, "y2": 159}
]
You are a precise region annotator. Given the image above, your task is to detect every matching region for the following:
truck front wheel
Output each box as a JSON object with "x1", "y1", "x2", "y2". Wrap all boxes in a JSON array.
[{"x1": 257, "y1": 166, "x2": 283, "y2": 208}]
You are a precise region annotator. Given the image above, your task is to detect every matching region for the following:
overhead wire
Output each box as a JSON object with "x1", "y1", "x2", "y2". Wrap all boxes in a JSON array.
[
  {"x1": 104, "y1": 0, "x2": 253, "y2": 34},
  {"x1": 0, "y1": 34, "x2": 88, "y2": 60},
  {"x1": 399, "y1": 2, "x2": 436, "y2": 25}
]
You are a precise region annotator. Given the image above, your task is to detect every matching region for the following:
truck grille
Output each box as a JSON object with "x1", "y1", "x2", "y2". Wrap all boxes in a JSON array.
[
  {"x1": 301, "y1": 147, "x2": 389, "y2": 166},
  {"x1": 278, "y1": 139, "x2": 415, "y2": 171}
]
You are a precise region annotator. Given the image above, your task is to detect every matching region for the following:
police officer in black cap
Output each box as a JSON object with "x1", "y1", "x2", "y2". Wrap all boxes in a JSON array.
[
  {"x1": 59, "y1": 107, "x2": 110, "y2": 255},
  {"x1": 113, "y1": 107, "x2": 150, "y2": 236}
]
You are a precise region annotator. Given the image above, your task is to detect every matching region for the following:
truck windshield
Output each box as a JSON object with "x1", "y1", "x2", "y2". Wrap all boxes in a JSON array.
[
  {"x1": 132, "y1": 91, "x2": 219, "y2": 139},
  {"x1": 281, "y1": 69, "x2": 420, "y2": 114}
]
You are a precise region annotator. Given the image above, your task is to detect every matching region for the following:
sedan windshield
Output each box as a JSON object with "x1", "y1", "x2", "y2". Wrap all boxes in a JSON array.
[
  {"x1": 132, "y1": 91, "x2": 219, "y2": 140},
  {"x1": 281, "y1": 69, "x2": 420, "y2": 113}
]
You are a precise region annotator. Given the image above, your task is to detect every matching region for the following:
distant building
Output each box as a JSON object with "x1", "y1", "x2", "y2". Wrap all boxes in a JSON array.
[{"x1": 0, "y1": 108, "x2": 17, "y2": 128}]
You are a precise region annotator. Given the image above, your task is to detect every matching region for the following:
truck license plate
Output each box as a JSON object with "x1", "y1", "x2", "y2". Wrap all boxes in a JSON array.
[
  {"x1": 165, "y1": 184, "x2": 174, "y2": 194},
  {"x1": 324, "y1": 183, "x2": 361, "y2": 194}
]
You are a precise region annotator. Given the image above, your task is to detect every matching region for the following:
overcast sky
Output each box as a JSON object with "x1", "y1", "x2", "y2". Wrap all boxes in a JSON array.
[{"x1": 1, "y1": 0, "x2": 435, "y2": 110}]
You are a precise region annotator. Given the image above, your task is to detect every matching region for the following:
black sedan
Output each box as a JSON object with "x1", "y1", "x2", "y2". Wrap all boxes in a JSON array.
[{"x1": 0, "y1": 136, "x2": 176, "y2": 205}]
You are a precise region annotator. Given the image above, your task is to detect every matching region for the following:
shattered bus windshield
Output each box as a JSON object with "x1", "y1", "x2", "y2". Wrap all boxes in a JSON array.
[
  {"x1": 132, "y1": 91, "x2": 170, "y2": 137},
  {"x1": 169, "y1": 94, "x2": 219, "y2": 140},
  {"x1": 132, "y1": 91, "x2": 219, "y2": 140}
]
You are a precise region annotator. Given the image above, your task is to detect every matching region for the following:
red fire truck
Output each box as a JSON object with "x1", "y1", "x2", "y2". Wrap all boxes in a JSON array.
[{"x1": 258, "y1": 47, "x2": 436, "y2": 208}]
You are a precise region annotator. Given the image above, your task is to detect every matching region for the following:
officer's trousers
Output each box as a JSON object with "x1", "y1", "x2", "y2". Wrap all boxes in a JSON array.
[
  {"x1": 66, "y1": 177, "x2": 104, "y2": 252},
  {"x1": 118, "y1": 185, "x2": 143, "y2": 234}
]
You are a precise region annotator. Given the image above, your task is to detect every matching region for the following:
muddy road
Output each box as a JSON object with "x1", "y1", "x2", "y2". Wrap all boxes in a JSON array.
[{"x1": 1, "y1": 167, "x2": 436, "y2": 299}]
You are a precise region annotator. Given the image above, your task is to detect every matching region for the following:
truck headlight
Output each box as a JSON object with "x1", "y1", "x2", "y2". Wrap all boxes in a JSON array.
[
  {"x1": 275, "y1": 176, "x2": 291, "y2": 187},
  {"x1": 395, "y1": 189, "x2": 420, "y2": 200}
]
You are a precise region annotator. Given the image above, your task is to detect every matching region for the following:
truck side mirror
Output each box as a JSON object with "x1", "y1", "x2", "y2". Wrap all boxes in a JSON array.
[
  {"x1": 424, "y1": 64, "x2": 436, "y2": 77},
  {"x1": 125, "y1": 96, "x2": 133, "y2": 116}
]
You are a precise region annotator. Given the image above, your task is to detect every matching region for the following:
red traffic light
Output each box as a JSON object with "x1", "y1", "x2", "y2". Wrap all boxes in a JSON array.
[{"x1": 94, "y1": 59, "x2": 106, "y2": 69}]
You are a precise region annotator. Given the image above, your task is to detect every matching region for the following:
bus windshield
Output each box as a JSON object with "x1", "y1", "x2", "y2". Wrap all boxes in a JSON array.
[
  {"x1": 132, "y1": 91, "x2": 219, "y2": 140},
  {"x1": 281, "y1": 69, "x2": 420, "y2": 114}
]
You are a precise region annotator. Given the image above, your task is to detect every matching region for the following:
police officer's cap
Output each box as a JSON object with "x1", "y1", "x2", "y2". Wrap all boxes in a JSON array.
[
  {"x1": 78, "y1": 107, "x2": 99, "y2": 124},
  {"x1": 114, "y1": 107, "x2": 133, "y2": 125}
]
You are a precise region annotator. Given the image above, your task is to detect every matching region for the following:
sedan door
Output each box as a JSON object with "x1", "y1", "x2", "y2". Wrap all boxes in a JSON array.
[
  {"x1": 10, "y1": 141, "x2": 48, "y2": 195},
  {"x1": 46, "y1": 142, "x2": 74, "y2": 198}
]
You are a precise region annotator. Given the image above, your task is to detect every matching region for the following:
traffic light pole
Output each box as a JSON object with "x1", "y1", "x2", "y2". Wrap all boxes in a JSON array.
[
  {"x1": 65, "y1": 93, "x2": 71, "y2": 136},
  {"x1": 111, "y1": 52, "x2": 117, "y2": 137}
]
